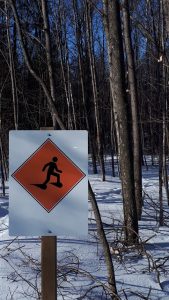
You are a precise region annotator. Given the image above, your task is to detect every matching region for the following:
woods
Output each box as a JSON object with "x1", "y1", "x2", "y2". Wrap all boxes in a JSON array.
[{"x1": 0, "y1": 0, "x2": 169, "y2": 299}]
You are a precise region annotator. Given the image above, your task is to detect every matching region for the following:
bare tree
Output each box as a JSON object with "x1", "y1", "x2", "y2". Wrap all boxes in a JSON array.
[
  {"x1": 122, "y1": 0, "x2": 142, "y2": 219},
  {"x1": 5, "y1": 0, "x2": 18, "y2": 129},
  {"x1": 163, "y1": 0, "x2": 169, "y2": 34},
  {"x1": 8, "y1": 2, "x2": 118, "y2": 295},
  {"x1": 103, "y1": 0, "x2": 138, "y2": 243},
  {"x1": 85, "y1": 0, "x2": 105, "y2": 181},
  {"x1": 41, "y1": 0, "x2": 61, "y2": 129},
  {"x1": 9, "y1": 0, "x2": 65, "y2": 129},
  {"x1": 89, "y1": 182, "x2": 118, "y2": 299},
  {"x1": 161, "y1": 0, "x2": 169, "y2": 205},
  {"x1": 72, "y1": 0, "x2": 98, "y2": 174}
]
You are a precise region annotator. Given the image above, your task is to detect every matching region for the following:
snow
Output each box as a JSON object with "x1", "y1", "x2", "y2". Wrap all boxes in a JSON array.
[{"x1": 0, "y1": 157, "x2": 169, "y2": 299}]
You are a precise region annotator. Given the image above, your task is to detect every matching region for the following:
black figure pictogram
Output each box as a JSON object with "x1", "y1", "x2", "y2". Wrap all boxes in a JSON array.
[
  {"x1": 42, "y1": 157, "x2": 62, "y2": 186},
  {"x1": 32, "y1": 157, "x2": 63, "y2": 190}
]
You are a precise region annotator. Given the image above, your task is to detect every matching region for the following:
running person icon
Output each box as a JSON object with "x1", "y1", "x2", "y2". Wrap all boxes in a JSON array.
[{"x1": 42, "y1": 157, "x2": 63, "y2": 187}]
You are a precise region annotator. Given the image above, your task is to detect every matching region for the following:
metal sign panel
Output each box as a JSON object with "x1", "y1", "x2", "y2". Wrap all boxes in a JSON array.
[{"x1": 9, "y1": 130, "x2": 88, "y2": 236}]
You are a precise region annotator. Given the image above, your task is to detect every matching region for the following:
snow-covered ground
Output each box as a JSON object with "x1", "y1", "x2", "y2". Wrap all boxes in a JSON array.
[{"x1": 0, "y1": 157, "x2": 169, "y2": 299}]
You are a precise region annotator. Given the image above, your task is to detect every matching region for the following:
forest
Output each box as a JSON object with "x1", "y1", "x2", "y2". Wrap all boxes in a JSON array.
[{"x1": 0, "y1": 0, "x2": 169, "y2": 299}]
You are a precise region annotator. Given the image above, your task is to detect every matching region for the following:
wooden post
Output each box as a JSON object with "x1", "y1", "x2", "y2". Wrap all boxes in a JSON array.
[
  {"x1": 40, "y1": 127, "x2": 57, "y2": 300},
  {"x1": 42, "y1": 236, "x2": 56, "y2": 300}
]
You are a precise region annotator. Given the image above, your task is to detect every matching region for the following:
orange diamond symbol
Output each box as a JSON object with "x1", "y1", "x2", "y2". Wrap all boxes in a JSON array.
[{"x1": 12, "y1": 139, "x2": 86, "y2": 212}]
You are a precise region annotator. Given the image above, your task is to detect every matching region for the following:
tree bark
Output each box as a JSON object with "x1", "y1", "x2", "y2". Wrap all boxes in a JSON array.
[
  {"x1": 0, "y1": 139, "x2": 5, "y2": 196},
  {"x1": 163, "y1": 0, "x2": 169, "y2": 34},
  {"x1": 159, "y1": 138, "x2": 163, "y2": 226},
  {"x1": 85, "y1": 0, "x2": 105, "y2": 181},
  {"x1": 72, "y1": 0, "x2": 97, "y2": 174},
  {"x1": 110, "y1": 103, "x2": 116, "y2": 177},
  {"x1": 103, "y1": 0, "x2": 138, "y2": 243},
  {"x1": 5, "y1": 0, "x2": 18, "y2": 129},
  {"x1": 41, "y1": 0, "x2": 60, "y2": 129},
  {"x1": 55, "y1": 20, "x2": 73, "y2": 129},
  {"x1": 160, "y1": 0, "x2": 169, "y2": 205},
  {"x1": 89, "y1": 182, "x2": 118, "y2": 299},
  {"x1": 122, "y1": 0, "x2": 142, "y2": 219}
]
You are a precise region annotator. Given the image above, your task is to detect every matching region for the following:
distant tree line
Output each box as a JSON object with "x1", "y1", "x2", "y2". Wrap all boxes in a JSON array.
[{"x1": 0, "y1": 1, "x2": 168, "y2": 298}]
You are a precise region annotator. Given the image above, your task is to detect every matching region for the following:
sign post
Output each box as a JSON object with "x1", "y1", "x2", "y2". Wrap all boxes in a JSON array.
[
  {"x1": 41, "y1": 127, "x2": 56, "y2": 300},
  {"x1": 9, "y1": 130, "x2": 88, "y2": 299},
  {"x1": 42, "y1": 236, "x2": 56, "y2": 300}
]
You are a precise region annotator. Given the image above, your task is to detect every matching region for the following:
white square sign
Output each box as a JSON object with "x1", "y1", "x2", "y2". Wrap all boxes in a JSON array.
[{"x1": 9, "y1": 130, "x2": 88, "y2": 236}]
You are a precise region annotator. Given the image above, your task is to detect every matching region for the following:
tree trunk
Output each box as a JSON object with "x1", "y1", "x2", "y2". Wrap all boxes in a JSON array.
[
  {"x1": 41, "y1": 0, "x2": 55, "y2": 103},
  {"x1": 159, "y1": 139, "x2": 163, "y2": 226},
  {"x1": 110, "y1": 105, "x2": 116, "y2": 177},
  {"x1": 55, "y1": 21, "x2": 73, "y2": 129},
  {"x1": 103, "y1": 0, "x2": 138, "y2": 244},
  {"x1": 5, "y1": 0, "x2": 18, "y2": 129},
  {"x1": 85, "y1": 0, "x2": 105, "y2": 181},
  {"x1": 72, "y1": 0, "x2": 97, "y2": 174},
  {"x1": 163, "y1": 0, "x2": 169, "y2": 34},
  {"x1": 160, "y1": 0, "x2": 169, "y2": 204},
  {"x1": 0, "y1": 139, "x2": 5, "y2": 196},
  {"x1": 41, "y1": 0, "x2": 59, "y2": 129},
  {"x1": 10, "y1": 0, "x2": 65, "y2": 129},
  {"x1": 89, "y1": 182, "x2": 118, "y2": 299},
  {"x1": 122, "y1": 0, "x2": 142, "y2": 220}
]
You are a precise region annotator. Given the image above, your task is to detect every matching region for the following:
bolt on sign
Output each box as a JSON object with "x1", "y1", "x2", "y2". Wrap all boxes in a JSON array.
[{"x1": 9, "y1": 131, "x2": 88, "y2": 236}]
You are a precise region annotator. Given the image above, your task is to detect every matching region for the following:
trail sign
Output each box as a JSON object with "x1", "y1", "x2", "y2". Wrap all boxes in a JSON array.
[
  {"x1": 12, "y1": 138, "x2": 86, "y2": 212},
  {"x1": 9, "y1": 130, "x2": 88, "y2": 236}
]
